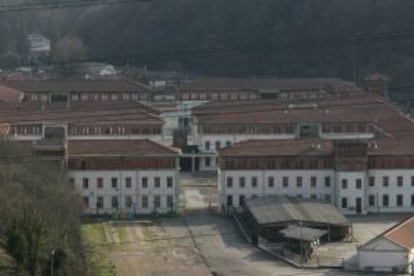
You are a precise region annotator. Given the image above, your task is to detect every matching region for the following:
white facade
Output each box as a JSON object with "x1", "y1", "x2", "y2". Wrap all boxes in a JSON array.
[
  {"x1": 219, "y1": 168, "x2": 414, "y2": 215},
  {"x1": 358, "y1": 238, "x2": 414, "y2": 273},
  {"x1": 70, "y1": 169, "x2": 179, "y2": 214}
]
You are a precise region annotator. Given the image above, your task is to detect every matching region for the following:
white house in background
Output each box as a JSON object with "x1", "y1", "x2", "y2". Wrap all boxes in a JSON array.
[
  {"x1": 358, "y1": 216, "x2": 414, "y2": 273},
  {"x1": 27, "y1": 33, "x2": 51, "y2": 57},
  {"x1": 217, "y1": 138, "x2": 414, "y2": 215},
  {"x1": 67, "y1": 139, "x2": 180, "y2": 215}
]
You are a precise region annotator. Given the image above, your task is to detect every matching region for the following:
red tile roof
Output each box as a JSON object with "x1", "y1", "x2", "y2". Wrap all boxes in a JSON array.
[
  {"x1": 0, "y1": 84, "x2": 23, "y2": 102},
  {"x1": 179, "y1": 77, "x2": 356, "y2": 91},
  {"x1": 67, "y1": 139, "x2": 179, "y2": 156},
  {"x1": 0, "y1": 102, "x2": 162, "y2": 124},
  {"x1": 218, "y1": 139, "x2": 334, "y2": 157},
  {"x1": 1, "y1": 79, "x2": 149, "y2": 93},
  {"x1": 218, "y1": 137, "x2": 414, "y2": 157},
  {"x1": 382, "y1": 216, "x2": 414, "y2": 250}
]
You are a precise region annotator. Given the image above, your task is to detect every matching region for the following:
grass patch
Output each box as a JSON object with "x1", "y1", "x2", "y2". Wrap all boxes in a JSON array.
[{"x1": 82, "y1": 223, "x2": 116, "y2": 276}]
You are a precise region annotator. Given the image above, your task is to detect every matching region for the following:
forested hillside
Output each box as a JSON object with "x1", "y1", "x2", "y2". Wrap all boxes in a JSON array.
[{"x1": 2, "y1": 0, "x2": 414, "y2": 84}]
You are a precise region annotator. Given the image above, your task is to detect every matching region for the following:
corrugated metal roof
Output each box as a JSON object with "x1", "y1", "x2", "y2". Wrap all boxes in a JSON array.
[
  {"x1": 245, "y1": 195, "x2": 350, "y2": 226},
  {"x1": 279, "y1": 225, "x2": 327, "y2": 242}
]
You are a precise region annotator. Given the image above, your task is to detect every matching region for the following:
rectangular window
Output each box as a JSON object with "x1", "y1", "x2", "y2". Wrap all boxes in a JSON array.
[
  {"x1": 142, "y1": 177, "x2": 148, "y2": 188},
  {"x1": 97, "y1": 196, "x2": 103, "y2": 209},
  {"x1": 341, "y1": 197, "x2": 348, "y2": 209},
  {"x1": 397, "y1": 176, "x2": 403, "y2": 187},
  {"x1": 82, "y1": 196, "x2": 89, "y2": 208},
  {"x1": 397, "y1": 195, "x2": 404, "y2": 207},
  {"x1": 154, "y1": 195, "x2": 161, "y2": 208},
  {"x1": 383, "y1": 176, "x2": 389, "y2": 187},
  {"x1": 383, "y1": 195, "x2": 389, "y2": 207},
  {"x1": 205, "y1": 157, "x2": 211, "y2": 167},
  {"x1": 251, "y1": 177, "x2": 258, "y2": 188},
  {"x1": 125, "y1": 177, "x2": 132, "y2": 189},
  {"x1": 167, "y1": 177, "x2": 173, "y2": 188},
  {"x1": 283, "y1": 177, "x2": 289, "y2": 188},
  {"x1": 324, "y1": 176, "x2": 331, "y2": 187},
  {"x1": 411, "y1": 195, "x2": 414, "y2": 206},
  {"x1": 341, "y1": 179, "x2": 348, "y2": 189},
  {"x1": 167, "y1": 195, "x2": 174, "y2": 208},
  {"x1": 412, "y1": 176, "x2": 414, "y2": 186},
  {"x1": 205, "y1": 141, "x2": 210, "y2": 150},
  {"x1": 369, "y1": 176, "x2": 375, "y2": 187},
  {"x1": 239, "y1": 177, "x2": 246, "y2": 188},
  {"x1": 268, "y1": 177, "x2": 274, "y2": 188},
  {"x1": 324, "y1": 194, "x2": 331, "y2": 203},
  {"x1": 154, "y1": 177, "x2": 161, "y2": 188},
  {"x1": 142, "y1": 195, "x2": 148, "y2": 208},
  {"x1": 226, "y1": 177, "x2": 233, "y2": 188},
  {"x1": 368, "y1": 195, "x2": 375, "y2": 206},
  {"x1": 215, "y1": 141, "x2": 221, "y2": 150},
  {"x1": 82, "y1": 178, "x2": 89, "y2": 189},
  {"x1": 356, "y1": 179, "x2": 362, "y2": 189},
  {"x1": 111, "y1": 178, "x2": 118, "y2": 189},
  {"x1": 296, "y1": 177, "x2": 303, "y2": 188},
  {"x1": 111, "y1": 196, "x2": 118, "y2": 208},
  {"x1": 239, "y1": 195, "x2": 245, "y2": 206},
  {"x1": 226, "y1": 195, "x2": 233, "y2": 206},
  {"x1": 97, "y1": 177, "x2": 103, "y2": 189},
  {"x1": 310, "y1": 176, "x2": 317, "y2": 188},
  {"x1": 125, "y1": 196, "x2": 133, "y2": 208}
]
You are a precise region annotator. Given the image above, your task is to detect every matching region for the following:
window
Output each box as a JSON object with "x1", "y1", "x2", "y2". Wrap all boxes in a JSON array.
[
  {"x1": 268, "y1": 177, "x2": 274, "y2": 188},
  {"x1": 205, "y1": 157, "x2": 211, "y2": 167},
  {"x1": 239, "y1": 177, "x2": 246, "y2": 188},
  {"x1": 154, "y1": 177, "x2": 161, "y2": 188},
  {"x1": 411, "y1": 195, "x2": 414, "y2": 206},
  {"x1": 324, "y1": 176, "x2": 331, "y2": 187},
  {"x1": 226, "y1": 177, "x2": 233, "y2": 188},
  {"x1": 82, "y1": 196, "x2": 89, "y2": 208},
  {"x1": 205, "y1": 141, "x2": 210, "y2": 150},
  {"x1": 251, "y1": 177, "x2": 258, "y2": 188},
  {"x1": 226, "y1": 141, "x2": 231, "y2": 148},
  {"x1": 369, "y1": 176, "x2": 375, "y2": 187},
  {"x1": 283, "y1": 177, "x2": 289, "y2": 188},
  {"x1": 341, "y1": 179, "x2": 348, "y2": 189},
  {"x1": 142, "y1": 177, "x2": 148, "y2": 188},
  {"x1": 412, "y1": 176, "x2": 414, "y2": 186},
  {"x1": 239, "y1": 195, "x2": 245, "y2": 206},
  {"x1": 383, "y1": 195, "x2": 389, "y2": 207},
  {"x1": 125, "y1": 196, "x2": 133, "y2": 208},
  {"x1": 397, "y1": 195, "x2": 404, "y2": 207},
  {"x1": 251, "y1": 177, "x2": 257, "y2": 188},
  {"x1": 167, "y1": 195, "x2": 174, "y2": 208},
  {"x1": 296, "y1": 177, "x2": 303, "y2": 188},
  {"x1": 154, "y1": 195, "x2": 161, "y2": 208},
  {"x1": 310, "y1": 176, "x2": 317, "y2": 188},
  {"x1": 341, "y1": 197, "x2": 348, "y2": 209},
  {"x1": 215, "y1": 141, "x2": 221, "y2": 150},
  {"x1": 324, "y1": 194, "x2": 331, "y2": 203},
  {"x1": 111, "y1": 196, "x2": 118, "y2": 208},
  {"x1": 97, "y1": 177, "x2": 103, "y2": 189},
  {"x1": 142, "y1": 195, "x2": 148, "y2": 208},
  {"x1": 111, "y1": 178, "x2": 118, "y2": 189},
  {"x1": 226, "y1": 195, "x2": 233, "y2": 206},
  {"x1": 368, "y1": 195, "x2": 375, "y2": 207},
  {"x1": 310, "y1": 194, "x2": 317, "y2": 200},
  {"x1": 356, "y1": 179, "x2": 362, "y2": 189},
  {"x1": 69, "y1": 178, "x2": 75, "y2": 188},
  {"x1": 167, "y1": 177, "x2": 173, "y2": 188},
  {"x1": 97, "y1": 196, "x2": 103, "y2": 209},
  {"x1": 383, "y1": 176, "x2": 389, "y2": 187},
  {"x1": 397, "y1": 176, "x2": 403, "y2": 187},
  {"x1": 125, "y1": 177, "x2": 132, "y2": 189},
  {"x1": 82, "y1": 178, "x2": 89, "y2": 189}
]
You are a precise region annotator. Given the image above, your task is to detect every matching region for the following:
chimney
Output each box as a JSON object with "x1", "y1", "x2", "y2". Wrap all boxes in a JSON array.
[{"x1": 364, "y1": 73, "x2": 390, "y2": 97}]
